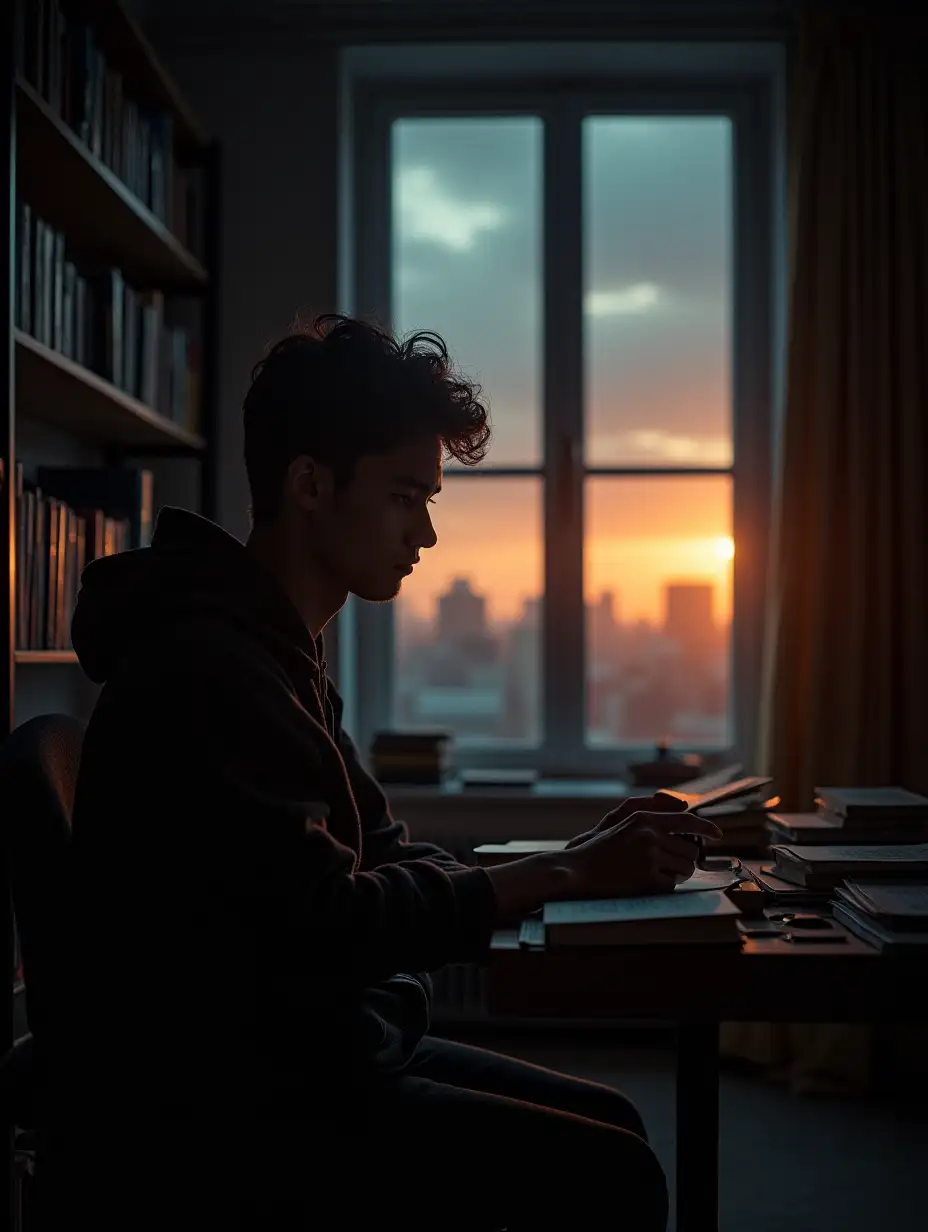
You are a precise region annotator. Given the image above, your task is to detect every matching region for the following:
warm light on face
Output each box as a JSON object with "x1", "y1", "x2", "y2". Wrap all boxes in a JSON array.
[{"x1": 714, "y1": 536, "x2": 735, "y2": 562}]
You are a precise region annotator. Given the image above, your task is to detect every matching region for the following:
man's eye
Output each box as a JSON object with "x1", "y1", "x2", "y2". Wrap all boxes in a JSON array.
[{"x1": 394, "y1": 493, "x2": 413, "y2": 507}]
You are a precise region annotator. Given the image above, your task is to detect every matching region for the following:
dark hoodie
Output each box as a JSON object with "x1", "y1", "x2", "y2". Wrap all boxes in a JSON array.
[{"x1": 56, "y1": 508, "x2": 496, "y2": 1118}]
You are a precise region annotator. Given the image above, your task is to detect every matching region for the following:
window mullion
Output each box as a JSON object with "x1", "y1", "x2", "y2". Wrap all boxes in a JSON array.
[{"x1": 542, "y1": 98, "x2": 585, "y2": 772}]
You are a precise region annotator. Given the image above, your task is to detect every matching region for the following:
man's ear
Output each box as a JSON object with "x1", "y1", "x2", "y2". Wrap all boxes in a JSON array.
[{"x1": 289, "y1": 455, "x2": 329, "y2": 512}]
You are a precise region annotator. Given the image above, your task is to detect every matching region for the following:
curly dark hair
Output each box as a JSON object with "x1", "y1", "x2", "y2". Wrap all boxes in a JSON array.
[{"x1": 243, "y1": 314, "x2": 492, "y2": 523}]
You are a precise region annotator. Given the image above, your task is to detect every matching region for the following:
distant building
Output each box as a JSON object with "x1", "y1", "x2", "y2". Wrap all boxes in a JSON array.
[
  {"x1": 437, "y1": 577, "x2": 487, "y2": 644},
  {"x1": 663, "y1": 583, "x2": 714, "y2": 656}
]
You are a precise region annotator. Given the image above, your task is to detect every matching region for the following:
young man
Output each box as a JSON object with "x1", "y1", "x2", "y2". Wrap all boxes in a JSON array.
[{"x1": 54, "y1": 316, "x2": 719, "y2": 1228}]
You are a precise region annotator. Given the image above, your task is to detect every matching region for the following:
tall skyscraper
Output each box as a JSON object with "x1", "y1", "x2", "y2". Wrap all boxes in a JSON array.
[
  {"x1": 663, "y1": 583, "x2": 714, "y2": 655},
  {"x1": 437, "y1": 577, "x2": 488, "y2": 644}
]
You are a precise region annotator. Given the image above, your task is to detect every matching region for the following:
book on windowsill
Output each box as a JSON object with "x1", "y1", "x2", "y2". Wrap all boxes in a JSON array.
[
  {"x1": 369, "y1": 731, "x2": 452, "y2": 785},
  {"x1": 541, "y1": 890, "x2": 741, "y2": 948},
  {"x1": 770, "y1": 843, "x2": 928, "y2": 891},
  {"x1": 831, "y1": 881, "x2": 928, "y2": 953}
]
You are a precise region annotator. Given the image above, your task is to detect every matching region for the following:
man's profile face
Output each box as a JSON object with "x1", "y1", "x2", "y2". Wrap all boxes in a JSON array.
[{"x1": 316, "y1": 435, "x2": 442, "y2": 603}]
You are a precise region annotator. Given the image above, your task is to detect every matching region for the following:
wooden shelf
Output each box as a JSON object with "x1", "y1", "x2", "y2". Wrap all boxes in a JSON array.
[
  {"x1": 15, "y1": 651, "x2": 79, "y2": 665},
  {"x1": 79, "y1": 0, "x2": 209, "y2": 158},
  {"x1": 15, "y1": 330, "x2": 205, "y2": 452},
  {"x1": 16, "y1": 78, "x2": 208, "y2": 291}
]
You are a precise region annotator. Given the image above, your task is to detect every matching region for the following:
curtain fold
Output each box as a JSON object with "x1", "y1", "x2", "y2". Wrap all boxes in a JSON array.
[
  {"x1": 726, "y1": 10, "x2": 928, "y2": 1094},
  {"x1": 758, "y1": 11, "x2": 928, "y2": 809}
]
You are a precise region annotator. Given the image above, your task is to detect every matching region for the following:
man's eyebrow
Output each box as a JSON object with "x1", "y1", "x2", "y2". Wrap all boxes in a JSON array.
[{"x1": 392, "y1": 475, "x2": 441, "y2": 496}]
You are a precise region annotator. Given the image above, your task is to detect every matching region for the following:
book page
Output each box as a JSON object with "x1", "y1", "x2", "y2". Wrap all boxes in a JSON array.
[{"x1": 845, "y1": 881, "x2": 928, "y2": 915}]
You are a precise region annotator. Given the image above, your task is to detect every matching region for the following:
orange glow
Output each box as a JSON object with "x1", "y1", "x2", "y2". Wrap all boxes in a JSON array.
[{"x1": 397, "y1": 475, "x2": 733, "y2": 627}]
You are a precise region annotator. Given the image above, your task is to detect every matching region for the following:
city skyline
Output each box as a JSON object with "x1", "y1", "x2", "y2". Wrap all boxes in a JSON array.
[{"x1": 391, "y1": 114, "x2": 734, "y2": 628}]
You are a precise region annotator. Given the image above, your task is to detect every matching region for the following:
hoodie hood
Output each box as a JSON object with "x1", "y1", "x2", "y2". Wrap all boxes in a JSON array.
[{"x1": 72, "y1": 507, "x2": 321, "y2": 684}]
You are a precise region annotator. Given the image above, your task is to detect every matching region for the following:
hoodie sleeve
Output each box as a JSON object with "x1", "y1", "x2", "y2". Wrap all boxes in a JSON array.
[
  {"x1": 324, "y1": 678, "x2": 469, "y2": 873},
  {"x1": 180, "y1": 641, "x2": 498, "y2": 984}
]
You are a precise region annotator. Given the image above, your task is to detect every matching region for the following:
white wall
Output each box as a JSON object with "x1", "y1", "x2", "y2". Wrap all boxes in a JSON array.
[{"x1": 154, "y1": 45, "x2": 340, "y2": 541}]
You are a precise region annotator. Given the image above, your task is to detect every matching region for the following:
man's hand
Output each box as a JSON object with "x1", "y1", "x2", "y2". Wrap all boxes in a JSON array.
[
  {"x1": 485, "y1": 805, "x2": 724, "y2": 921},
  {"x1": 561, "y1": 809, "x2": 724, "y2": 898},
  {"x1": 565, "y1": 792, "x2": 688, "y2": 848}
]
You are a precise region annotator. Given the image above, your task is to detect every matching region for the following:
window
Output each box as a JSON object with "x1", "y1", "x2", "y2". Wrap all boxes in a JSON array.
[{"x1": 346, "y1": 49, "x2": 780, "y2": 772}]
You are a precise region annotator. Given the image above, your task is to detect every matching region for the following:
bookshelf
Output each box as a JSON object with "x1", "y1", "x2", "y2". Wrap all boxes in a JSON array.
[
  {"x1": 2, "y1": 0, "x2": 221, "y2": 735},
  {"x1": 2, "y1": 5, "x2": 220, "y2": 1206}
]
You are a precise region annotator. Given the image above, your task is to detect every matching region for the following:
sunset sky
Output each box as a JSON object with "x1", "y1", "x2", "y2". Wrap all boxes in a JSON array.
[{"x1": 391, "y1": 115, "x2": 733, "y2": 625}]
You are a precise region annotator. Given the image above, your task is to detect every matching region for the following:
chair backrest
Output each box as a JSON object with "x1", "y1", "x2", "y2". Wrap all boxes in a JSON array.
[{"x1": 1, "y1": 714, "x2": 85, "y2": 1047}]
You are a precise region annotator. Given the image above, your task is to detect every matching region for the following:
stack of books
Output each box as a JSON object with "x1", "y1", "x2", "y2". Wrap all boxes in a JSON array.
[
  {"x1": 539, "y1": 890, "x2": 742, "y2": 948},
  {"x1": 767, "y1": 842, "x2": 928, "y2": 891},
  {"x1": 832, "y1": 881, "x2": 928, "y2": 953},
  {"x1": 766, "y1": 786, "x2": 928, "y2": 847},
  {"x1": 369, "y1": 731, "x2": 452, "y2": 786}
]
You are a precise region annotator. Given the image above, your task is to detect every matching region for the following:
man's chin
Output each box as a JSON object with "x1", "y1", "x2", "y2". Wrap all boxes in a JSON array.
[{"x1": 351, "y1": 576, "x2": 404, "y2": 604}]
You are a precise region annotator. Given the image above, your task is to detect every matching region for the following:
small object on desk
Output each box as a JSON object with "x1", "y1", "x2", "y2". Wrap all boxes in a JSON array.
[
  {"x1": 783, "y1": 930, "x2": 848, "y2": 945},
  {"x1": 768, "y1": 912, "x2": 832, "y2": 929},
  {"x1": 727, "y1": 879, "x2": 767, "y2": 917},
  {"x1": 736, "y1": 918, "x2": 783, "y2": 938}
]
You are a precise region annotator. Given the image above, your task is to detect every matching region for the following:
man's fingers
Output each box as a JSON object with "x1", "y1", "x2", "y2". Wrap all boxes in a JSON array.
[
  {"x1": 657, "y1": 850, "x2": 698, "y2": 879},
  {"x1": 657, "y1": 833, "x2": 703, "y2": 860},
  {"x1": 648, "y1": 793, "x2": 691, "y2": 813},
  {"x1": 646, "y1": 811, "x2": 724, "y2": 841},
  {"x1": 607, "y1": 792, "x2": 691, "y2": 827}
]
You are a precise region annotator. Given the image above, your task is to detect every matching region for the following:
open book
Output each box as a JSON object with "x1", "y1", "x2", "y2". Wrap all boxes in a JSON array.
[{"x1": 542, "y1": 890, "x2": 741, "y2": 947}]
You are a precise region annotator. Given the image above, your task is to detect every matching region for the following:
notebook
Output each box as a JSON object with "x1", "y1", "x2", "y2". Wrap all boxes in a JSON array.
[
  {"x1": 831, "y1": 905, "x2": 928, "y2": 952},
  {"x1": 814, "y1": 786, "x2": 928, "y2": 820},
  {"x1": 771, "y1": 843, "x2": 928, "y2": 889},
  {"x1": 542, "y1": 890, "x2": 741, "y2": 947},
  {"x1": 657, "y1": 774, "x2": 773, "y2": 813},
  {"x1": 834, "y1": 880, "x2": 928, "y2": 927}
]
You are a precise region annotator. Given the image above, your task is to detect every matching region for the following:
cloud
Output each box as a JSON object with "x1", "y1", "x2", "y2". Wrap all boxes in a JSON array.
[
  {"x1": 617, "y1": 429, "x2": 732, "y2": 465},
  {"x1": 585, "y1": 282, "x2": 661, "y2": 317},
  {"x1": 396, "y1": 166, "x2": 507, "y2": 252}
]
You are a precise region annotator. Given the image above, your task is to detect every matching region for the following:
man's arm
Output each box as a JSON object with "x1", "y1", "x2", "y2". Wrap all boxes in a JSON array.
[
  {"x1": 325, "y1": 677, "x2": 467, "y2": 872},
  {"x1": 175, "y1": 637, "x2": 496, "y2": 983}
]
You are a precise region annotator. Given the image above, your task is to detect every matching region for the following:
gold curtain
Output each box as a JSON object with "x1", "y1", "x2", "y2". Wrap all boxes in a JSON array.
[
  {"x1": 723, "y1": 11, "x2": 928, "y2": 1095},
  {"x1": 758, "y1": 10, "x2": 928, "y2": 808}
]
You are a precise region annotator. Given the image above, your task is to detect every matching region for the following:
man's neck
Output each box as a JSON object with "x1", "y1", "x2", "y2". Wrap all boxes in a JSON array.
[{"x1": 245, "y1": 524, "x2": 346, "y2": 639}]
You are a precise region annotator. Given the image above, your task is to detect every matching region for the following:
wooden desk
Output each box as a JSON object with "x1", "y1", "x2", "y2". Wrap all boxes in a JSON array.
[{"x1": 488, "y1": 927, "x2": 920, "y2": 1232}]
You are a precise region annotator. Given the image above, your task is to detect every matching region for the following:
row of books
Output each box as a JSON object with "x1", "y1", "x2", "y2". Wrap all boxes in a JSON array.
[
  {"x1": 16, "y1": 0, "x2": 206, "y2": 257},
  {"x1": 13, "y1": 462, "x2": 152, "y2": 652},
  {"x1": 766, "y1": 785, "x2": 928, "y2": 846},
  {"x1": 370, "y1": 731, "x2": 453, "y2": 785},
  {"x1": 14, "y1": 201, "x2": 201, "y2": 431}
]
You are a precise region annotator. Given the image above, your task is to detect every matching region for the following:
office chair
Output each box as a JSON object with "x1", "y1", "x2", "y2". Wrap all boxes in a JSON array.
[{"x1": 1, "y1": 713, "x2": 84, "y2": 1231}]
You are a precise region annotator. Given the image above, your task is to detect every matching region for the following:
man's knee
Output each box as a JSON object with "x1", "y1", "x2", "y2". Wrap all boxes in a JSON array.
[
  {"x1": 617, "y1": 1130, "x2": 668, "y2": 1231},
  {"x1": 574, "y1": 1082, "x2": 650, "y2": 1142}
]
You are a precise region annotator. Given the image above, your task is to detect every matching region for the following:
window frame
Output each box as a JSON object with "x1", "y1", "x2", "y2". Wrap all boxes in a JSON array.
[{"x1": 343, "y1": 62, "x2": 781, "y2": 776}]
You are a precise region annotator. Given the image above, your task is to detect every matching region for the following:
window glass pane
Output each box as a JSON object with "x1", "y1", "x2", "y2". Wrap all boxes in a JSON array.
[
  {"x1": 585, "y1": 476, "x2": 732, "y2": 748},
  {"x1": 391, "y1": 117, "x2": 543, "y2": 467},
  {"x1": 583, "y1": 117, "x2": 732, "y2": 467},
  {"x1": 394, "y1": 478, "x2": 542, "y2": 745}
]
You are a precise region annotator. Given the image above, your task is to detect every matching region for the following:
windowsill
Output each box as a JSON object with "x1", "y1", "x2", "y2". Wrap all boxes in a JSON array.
[{"x1": 385, "y1": 777, "x2": 647, "y2": 804}]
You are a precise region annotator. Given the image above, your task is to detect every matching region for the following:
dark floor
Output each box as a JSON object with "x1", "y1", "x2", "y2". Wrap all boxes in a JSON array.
[{"x1": 444, "y1": 1028, "x2": 926, "y2": 1232}]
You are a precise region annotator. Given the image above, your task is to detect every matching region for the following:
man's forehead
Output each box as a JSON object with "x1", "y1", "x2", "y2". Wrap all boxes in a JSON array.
[{"x1": 375, "y1": 438, "x2": 443, "y2": 488}]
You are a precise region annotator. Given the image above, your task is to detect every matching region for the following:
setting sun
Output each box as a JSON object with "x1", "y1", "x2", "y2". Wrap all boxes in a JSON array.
[{"x1": 714, "y1": 536, "x2": 735, "y2": 561}]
